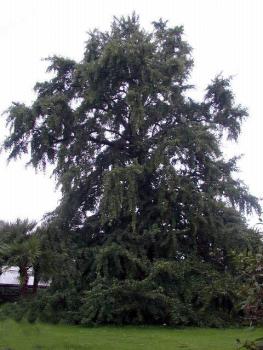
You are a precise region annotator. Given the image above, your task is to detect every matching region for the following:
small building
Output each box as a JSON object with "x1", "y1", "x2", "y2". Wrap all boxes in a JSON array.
[{"x1": 0, "y1": 266, "x2": 48, "y2": 301}]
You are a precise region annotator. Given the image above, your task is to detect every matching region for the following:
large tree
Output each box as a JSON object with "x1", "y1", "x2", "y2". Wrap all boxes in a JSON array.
[{"x1": 2, "y1": 14, "x2": 262, "y2": 325}]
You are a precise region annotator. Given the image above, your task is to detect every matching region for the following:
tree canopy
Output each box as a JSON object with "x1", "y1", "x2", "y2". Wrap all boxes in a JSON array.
[{"x1": 2, "y1": 14, "x2": 262, "y2": 325}]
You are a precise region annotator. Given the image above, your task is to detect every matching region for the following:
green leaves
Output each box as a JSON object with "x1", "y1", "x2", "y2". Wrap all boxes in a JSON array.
[
  {"x1": 234, "y1": 249, "x2": 263, "y2": 325},
  {"x1": 237, "y1": 337, "x2": 263, "y2": 350},
  {"x1": 205, "y1": 75, "x2": 248, "y2": 141},
  {"x1": 100, "y1": 162, "x2": 143, "y2": 230}
]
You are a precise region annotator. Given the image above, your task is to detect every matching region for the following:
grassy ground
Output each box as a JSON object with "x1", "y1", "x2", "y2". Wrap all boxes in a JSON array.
[{"x1": 0, "y1": 319, "x2": 262, "y2": 350}]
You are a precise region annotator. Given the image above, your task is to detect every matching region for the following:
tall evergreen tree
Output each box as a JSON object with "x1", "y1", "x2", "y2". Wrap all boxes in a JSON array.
[{"x1": 2, "y1": 14, "x2": 261, "y2": 325}]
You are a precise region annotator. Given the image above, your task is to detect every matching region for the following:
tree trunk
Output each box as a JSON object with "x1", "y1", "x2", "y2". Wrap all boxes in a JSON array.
[
  {"x1": 33, "y1": 263, "x2": 40, "y2": 294},
  {"x1": 19, "y1": 265, "x2": 29, "y2": 297}
]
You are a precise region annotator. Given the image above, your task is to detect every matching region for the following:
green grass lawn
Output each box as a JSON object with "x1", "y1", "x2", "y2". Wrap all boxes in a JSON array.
[{"x1": 0, "y1": 319, "x2": 262, "y2": 350}]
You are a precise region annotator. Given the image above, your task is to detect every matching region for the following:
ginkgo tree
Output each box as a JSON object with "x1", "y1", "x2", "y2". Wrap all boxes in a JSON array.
[{"x1": 2, "y1": 14, "x2": 262, "y2": 325}]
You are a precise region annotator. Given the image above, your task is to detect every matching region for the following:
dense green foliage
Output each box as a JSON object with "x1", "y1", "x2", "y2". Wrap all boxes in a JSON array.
[
  {"x1": 2, "y1": 14, "x2": 262, "y2": 325},
  {"x1": 234, "y1": 248, "x2": 263, "y2": 325},
  {"x1": 0, "y1": 320, "x2": 263, "y2": 350}
]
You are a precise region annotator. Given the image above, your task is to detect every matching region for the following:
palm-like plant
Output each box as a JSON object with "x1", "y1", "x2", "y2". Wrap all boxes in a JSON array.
[
  {"x1": 0, "y1": 219, "x2": 40, "y2": 296},
  {"x1": 7, "y1": 236, "x2": 41, "y2": 295}
]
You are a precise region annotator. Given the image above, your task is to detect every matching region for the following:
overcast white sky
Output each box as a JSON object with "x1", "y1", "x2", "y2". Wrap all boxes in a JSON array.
[{"x1": 0, "y1": 0, "x2": 262, "y2": 226}]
